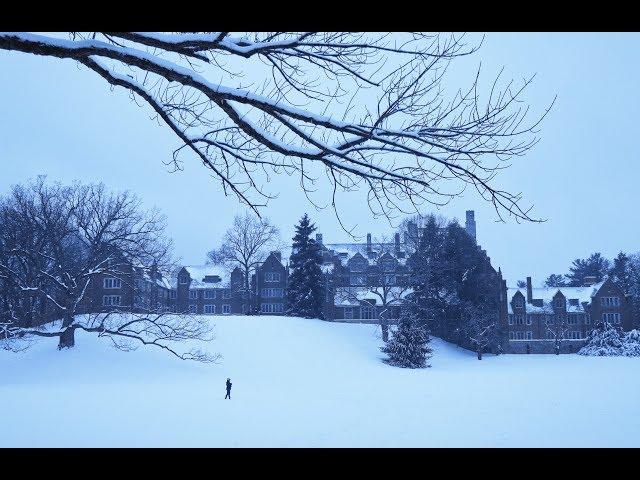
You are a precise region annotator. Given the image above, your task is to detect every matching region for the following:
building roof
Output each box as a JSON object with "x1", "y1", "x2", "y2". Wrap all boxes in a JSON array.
[
  {"x1": 183, "y1": 264, "x2": 232, "y2": 289},
  {"x1": 323, "y1": 241, "x2": 408, "y2": 266},
  {"x1": 506, "y1": 281, "x2": 605, "y2": 314}
]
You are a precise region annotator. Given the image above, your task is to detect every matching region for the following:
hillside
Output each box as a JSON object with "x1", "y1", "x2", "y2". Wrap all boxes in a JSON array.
[{"x1": 2, "y1": 315, "x2": 639, "y2": 447}]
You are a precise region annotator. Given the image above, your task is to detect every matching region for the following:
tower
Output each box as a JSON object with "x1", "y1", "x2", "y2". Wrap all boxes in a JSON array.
[{"x1": 465, "y1": 210, "x2": 476, "y2": 242}]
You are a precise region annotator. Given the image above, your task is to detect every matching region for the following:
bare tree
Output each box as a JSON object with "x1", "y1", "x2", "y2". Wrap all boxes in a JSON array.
[
  {"x1": 545, "y1": 314, "x2": 569, "y2": 355},
  {"x1": 2, "y1": 309, "x2": 219, "y2": 362},
  {"x1": 464, "y1": 305, "x2": 499, "y2": 360},
  {"x1": 339, "y1": 236, "x2": 411, "y2": 341},
  {"x1": 0, "y1": 32, "x2": 553, "y2": 228},
  {"x1": 0, "y1": 179, "x2": 214, "y2": 359},
  {"x1": 208, "y1": 213, "x2": 280, "y2": 314}
]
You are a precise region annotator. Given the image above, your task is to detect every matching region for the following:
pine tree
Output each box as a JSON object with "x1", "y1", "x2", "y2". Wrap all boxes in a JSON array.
[
  {"x1": 544, "y1": 274, "x2": 567, "y2": 287},
  {"x1": 609, "y1": 252, "x2": 632, "y2": 294},
  {"x1": 381, "y1": 306, "x2": 432, "y2": 368},
  {"x1": 285, "y1": 214, "x2": 325, "y2": 319},
  {"x1": 566, "y1": 252, "x2": 610, "y2": 286}
]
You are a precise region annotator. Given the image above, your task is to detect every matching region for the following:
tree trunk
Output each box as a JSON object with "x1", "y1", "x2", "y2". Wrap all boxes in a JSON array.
[
  {"x1": 58, "y1": 312, "x2": 75, "y2": 349},
  {"x1": 244, "y1": 267, "x2": 252, "y2": 315},
  {"x1": 380, "y1": 309, "x2": 389, "y2": 342},
  {"x1": 477, "y1": 348, "x2": 482, "y2": 360}
]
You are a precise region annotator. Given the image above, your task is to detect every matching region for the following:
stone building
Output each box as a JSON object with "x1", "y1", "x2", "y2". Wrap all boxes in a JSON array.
[
  {"x1": 172, "y1": 251, "x2": 289, "y2": 316},
  {"x1": 503, "y1": 276, "x2": 632, "y2": 353},
  {"x1": 317, "y1": 232, "x2": 412, "y2": 323}
]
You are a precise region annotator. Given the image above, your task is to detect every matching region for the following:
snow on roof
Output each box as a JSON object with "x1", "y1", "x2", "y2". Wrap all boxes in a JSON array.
[
  {"x1": 334, "y1": 286, "x2": 413, "y2": 307},
  {"x1": 323, "y1": 242, "x2": 407, "y2": 266},
  {"x1": 506, "y1": 281, "x2": 605, "y2": 314},
  {"x1": 184, "y1": 265, "x2": 232, "y2": 289}
]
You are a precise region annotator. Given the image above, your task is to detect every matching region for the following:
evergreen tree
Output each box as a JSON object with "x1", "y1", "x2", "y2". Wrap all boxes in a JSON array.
[
  {"x1": 285, "y1": 214, "x2": 325, "y2": 319},
  {"x1": 609, "y1": 252, "x2": 632, "y2": 293},
  {"x1": 381, "y1": 305, "x2": 432, "y2": 368},
  {"x1": 407, "y1": 216, "x2": 452, "y2": 336},
  {"x1": 566, "y1": 252, "x2": 610, "y2": 286},
  {"x1": 544, "y1": 274, "x2": 567, "y2": 288}
]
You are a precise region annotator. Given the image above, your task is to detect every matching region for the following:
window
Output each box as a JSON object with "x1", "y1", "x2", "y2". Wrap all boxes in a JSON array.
[
  {"x1": 264, "y1": 272, "x2": 281, "y2": 282},
  {"x1": 261, "y1": 303, "x2": 284, "y2": 313},
  {"x1": 179, "y1": 276, "x2": 188, "y2": 285},
  {"x1": 344, "y1": 307, "x2": 353, "y2": 319},
  {"x1": 515, "y1": 331, "x2": 524, "y2": 340},
  {"x1": 223, "y1": 290, "x2": 231, "y2": 299},
  {"x1": 204, "y1": 305, "x2": 215, "y2": 314},
  {"x1": 361, "y1": 306, "x2": 375, "y2": 320},
  {"x1": 189, "y1": 304, "x2": 197, "y2": 313},
  {"x1": 508, "y1": 315, "x2": 514, "y2": 325},
  {"x1": 568, "y1": 331, "x2": 582, "y2": 340},
  {"x1": 222, "y1": 305, "x2": 231, "y2": 314},
  {"x1": 567, "y1": 315, "x2": 578, "y2": 325},
  {"x1": 601, "y1": 297, "x2": 621, "y2": 307},
  {"x1": 261, "y1": 288, "x2": 283, "y2": 298},
  {"x1": 525, "y1": 331, "x2": 533, "y2": 340},
  {"x1": 170, "y1": 290, "x2": 177, "y2": 299},
  {"x1": 585, "y1": 314, "x2": 590, "y2": 325},
  {"x1": 526, "y1": 315, "x2": 532, "y2": 325},
  {"x1": 515, "y1": 315, "x2": 525, "y2": 326},
  {"x1": 381, "y1": 259, "x2": 396, "y2": 272},
  {"x1": 204, "y1": 290, "x2": 216, "y2": 299},
  {"x1": 509, "y1": 332, "x2": 515, "y2": 340},
  {"x1": 189, "y1": 290, "x2": 198, "y2": 300},
  {"x1": 103, "y1": 277, "x2": 121, "y2": 289},
  {"x1": 514, "y1": 297, "x2": 524, "y2": 308},
  {"x1": 602, "y1": 312, "x2": 621, "y2": 324},
  {"x1": 102, "y1": 295, "x2": 121, "y2": 306}
]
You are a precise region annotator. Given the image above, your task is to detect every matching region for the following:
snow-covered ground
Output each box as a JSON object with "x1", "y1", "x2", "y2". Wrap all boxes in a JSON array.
[{"x1": 2, "y1": 315, "x2": 639, "y2": 447}]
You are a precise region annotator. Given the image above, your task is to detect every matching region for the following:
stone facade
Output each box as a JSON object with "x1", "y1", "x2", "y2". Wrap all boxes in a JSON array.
[{"x1": 503, "y1": 276, "x2": 632, "y2": 354}]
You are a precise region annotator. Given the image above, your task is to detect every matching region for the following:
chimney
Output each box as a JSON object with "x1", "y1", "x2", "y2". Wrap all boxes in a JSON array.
[
  {"x1": 583, "y1": 276, "x2": 598, "y2": 287},
  {"x1": 366, "y1": 233, "x2": 372, "y2": 254},
  {"x1": 526, "y1": 276, "x2": 532, "y2": 304},
  {"x1": 465, "y1": 210, "x2": 476, "y2": 242},
  {"x1": 394, "y1": 233, "x2": 400, "y2": 252},
  {"x1": 316, "y1": 233, "x2": 323, "y2": 245},
  {"x1": 406, "y1": 221, "x2": 417, "y2": 243}
]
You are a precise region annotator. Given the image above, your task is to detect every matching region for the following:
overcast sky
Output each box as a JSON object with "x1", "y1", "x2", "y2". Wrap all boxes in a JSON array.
[{"x1": 1, "y1": 32, "x2": 638, "y2": 286}]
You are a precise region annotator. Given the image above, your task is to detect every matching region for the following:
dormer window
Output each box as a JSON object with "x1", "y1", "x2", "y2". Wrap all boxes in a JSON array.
[
  {"x1": 514, "y1": 297, "x2": 524, "y2": 308},
  {"x1": 179, "y1": 276, "x2": 188, "y2": 285}
]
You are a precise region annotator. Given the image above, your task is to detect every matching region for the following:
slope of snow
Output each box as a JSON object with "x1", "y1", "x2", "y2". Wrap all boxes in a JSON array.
[{"x1": 2, "y1": 315, "x2": 639, "y2": 447}]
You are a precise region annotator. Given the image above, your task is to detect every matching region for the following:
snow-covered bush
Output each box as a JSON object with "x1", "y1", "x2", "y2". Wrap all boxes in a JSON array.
[
  {"x1": 622, "y1": 329, "x2": 640, "y2": 356},
  {"x1": 579, "y1": 322, "x2": 640, "y2": 357}
]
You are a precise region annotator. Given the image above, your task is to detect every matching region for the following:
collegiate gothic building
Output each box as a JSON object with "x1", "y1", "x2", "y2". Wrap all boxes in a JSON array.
[
  {"x1": 503, "y1": 275, "x2": 633, "y2": 353},
  {"x1": 172, "y1": 251, "x2": 289, "y2": 316}
]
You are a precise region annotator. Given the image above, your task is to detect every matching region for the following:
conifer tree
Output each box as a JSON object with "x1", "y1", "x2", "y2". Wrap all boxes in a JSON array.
[
  {"x1": 285, "y1": 214, "x2": 325, "y2": 319},
  {"x1": 381, "y1": 305, "x2": 432, "y2": 368}
]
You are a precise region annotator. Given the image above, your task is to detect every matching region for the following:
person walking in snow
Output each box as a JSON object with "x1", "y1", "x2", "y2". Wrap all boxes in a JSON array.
[{"x1": 225, "y1": 378, "x2": 232, "y2": 399}]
